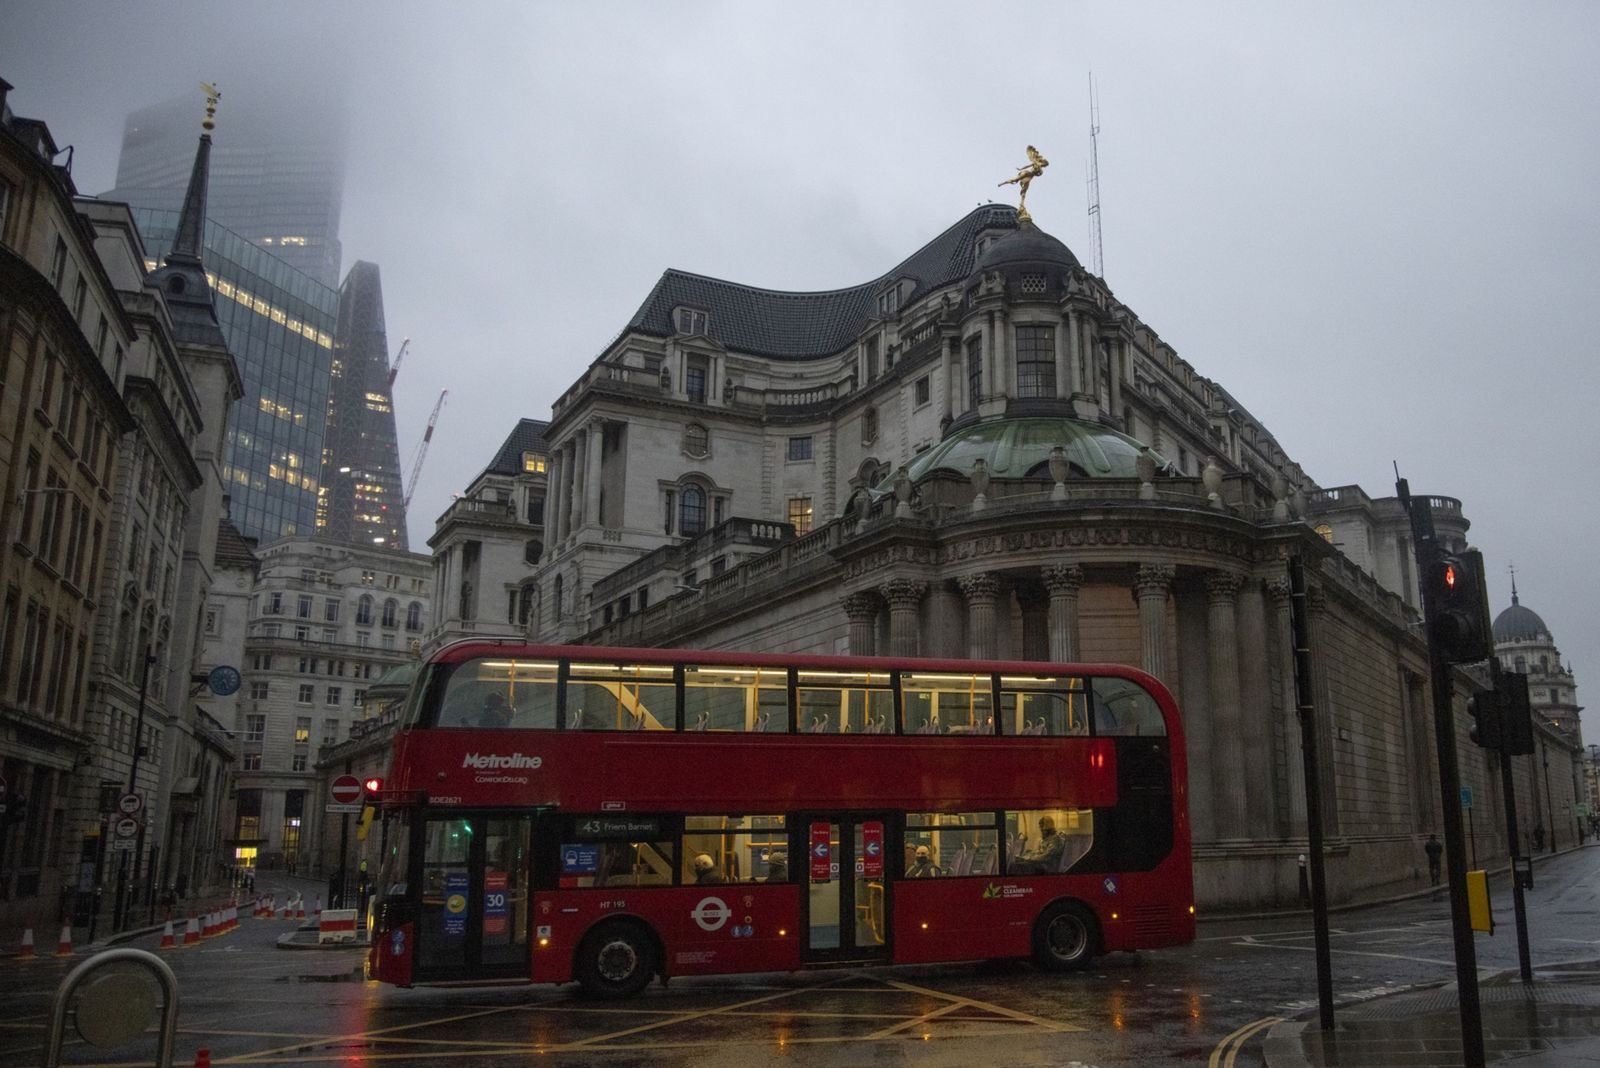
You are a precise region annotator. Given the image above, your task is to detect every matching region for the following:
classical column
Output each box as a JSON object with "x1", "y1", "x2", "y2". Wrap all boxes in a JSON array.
[
  {"x1": 880, "y1": 579, "x2": 928, "y2": 658},
  {"x1": 841, "y1": 592, "x2": 879, "y2": 656},
  {"x1": 571, "y1": 431, "x2": 588, "y2": 531},
  {"x1": 585, "y1": 419, "x2": 606, "y2": 529},
  {"x1": 941, "y1": 335, "x2": 957, "y2": 423},
  {"x1": 544, "y1": 451, "x2": 563, "y2": 550},
  {"x1": 958, "y1": 573, "x2": 1002, "y2": 661},
  {"x1": 983, "y1": 312, "x2": 997, "y2": 402},
  {"x1": 1043, "y1": 564, "x2": 1083, "y2": 662},
  {"x1": 1205, "y1": 571, "x2": 1247, "y2": 839},
  {"x1": 1266, "y1": 576, "x2": 1307, "y2": 836},
  {"x1": 1016, "y1": 583, "x2": 1049, "y2": 661},
  {"x1": 1054, "y1": 314, "x2": 1071, "y2": 400},
  {"x1": 1066, "y1": 309, "x2": 1082, "y2": 394},
  {"x1": 1235, "y1": 577, "x2": 1275, "y2": 840},
  {"x1": 1133, "y1": 564, "x2": 1175, "y2": 680},
  {"x1": 1108, "y1": 338, "x2": 1123, "y2": 415}
]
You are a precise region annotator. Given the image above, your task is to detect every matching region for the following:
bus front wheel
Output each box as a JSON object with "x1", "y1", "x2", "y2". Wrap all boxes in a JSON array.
[
  {"x1": 1033, "y1": 902, "x2": 1098, "y2": 972},
  {"x1": 576, "y1": 920, "x2": 657, "y2": 998}
]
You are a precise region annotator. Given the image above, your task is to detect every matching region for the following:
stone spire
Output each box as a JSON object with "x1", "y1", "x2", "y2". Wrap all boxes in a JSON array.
[{"x1": 147, "y1": 84, "x2": 227, "y2": 349}]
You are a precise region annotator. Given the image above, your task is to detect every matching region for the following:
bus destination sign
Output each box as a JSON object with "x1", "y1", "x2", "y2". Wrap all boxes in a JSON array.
[{"x1": 575, "y1": 815, "x2": 661, "y2": 839}]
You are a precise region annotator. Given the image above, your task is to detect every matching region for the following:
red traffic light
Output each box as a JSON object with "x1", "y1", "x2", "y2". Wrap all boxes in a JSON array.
[
  {"x1": 1443, "y1": 563, "x2": 1458, "y2": 589},
  {"x1": 362, "y1": 777, "x2": 384, "y2": 795}
]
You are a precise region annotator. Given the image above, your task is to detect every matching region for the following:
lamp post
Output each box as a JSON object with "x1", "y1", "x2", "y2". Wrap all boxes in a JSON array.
[{"x1": 112, "y1": 646, "x2": 158, "y2": 932}]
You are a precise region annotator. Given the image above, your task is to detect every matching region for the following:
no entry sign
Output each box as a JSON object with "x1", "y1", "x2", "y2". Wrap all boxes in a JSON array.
[{"x1": 330, "y1": 775, "x2": 363, "y2": 805}]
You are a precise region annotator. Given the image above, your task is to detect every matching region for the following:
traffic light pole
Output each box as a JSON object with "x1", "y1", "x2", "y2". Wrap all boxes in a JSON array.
[
  {"x1": 1287, "y1": 554, "x2": 1335, "y2": 1032},
  {"x1": 1489, "y1": 658, "x2": 1534, "y2": 983},
  {"x1": 1399, "y1": 477, "x2": 1485, "y2": 1068}
]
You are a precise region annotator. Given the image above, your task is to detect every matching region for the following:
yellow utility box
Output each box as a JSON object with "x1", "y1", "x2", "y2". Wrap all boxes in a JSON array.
[{"x1": 1466, "y1": 869, "x2": 1494, "y2": 934}]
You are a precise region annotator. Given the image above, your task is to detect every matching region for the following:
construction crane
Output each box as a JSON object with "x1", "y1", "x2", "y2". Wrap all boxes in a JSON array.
[
  {"x1": 385, "y1": 336, "x2": 411, "y2": 392},
  {"x1": 404, "y1": 388, "x2": 448, "y2": 510}
]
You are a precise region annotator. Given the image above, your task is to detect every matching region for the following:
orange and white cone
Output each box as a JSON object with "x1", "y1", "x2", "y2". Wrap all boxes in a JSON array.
[
  {"x1": 16, "y1": 928, "x2": 35, "y2": 961},
  {"x1": 159, "y1": 919, "x2": 176, "y2": 950},
  {"x1": 313, "y1": 894, "x2": 322, "y2": 919},
  {"x1": 183, "y1": 915, "x2": 200, "y2": 946},
  {"x1": 281, "y1": 898, "x2": 292, "y2": 921},
  {"x1": 295, "y1": 895, "x2": 305, "y2": 921},
  {"x1": 54, "y1": 924, "x2": 73, "y2": 957}
]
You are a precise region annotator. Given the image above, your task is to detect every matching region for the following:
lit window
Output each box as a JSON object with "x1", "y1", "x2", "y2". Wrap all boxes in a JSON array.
[
  {"x1": 521, "y1": 452, "x2": 547, "y2": 474},
  {"x1": 788, "y1": 497, "x2": 814, "y2": 535},
  {"x1": 295, "y1": 717, "x2": 312, "y2": 743}
]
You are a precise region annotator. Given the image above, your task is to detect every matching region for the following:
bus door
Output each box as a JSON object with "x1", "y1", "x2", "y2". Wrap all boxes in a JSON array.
[
  {"x1": 414, "y1": 813, "x2": 533, "y2": 981},
  {"x1": 799, "y1": 813, "x2": 891, "y2": 964}
]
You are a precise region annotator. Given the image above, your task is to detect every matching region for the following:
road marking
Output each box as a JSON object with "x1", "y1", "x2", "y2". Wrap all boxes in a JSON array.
[
  {"x1": 1208, "y1": 1015, "x2": 1282, "y2": 1068},
  {"x1": 867, "y1": 1000, "x2": 966, "y2": 1039},
  {"x1": 1233, "y1": 934, "x2": 1456, "y2": 967},
  {"x1": 880, "y1": 975, "x2": 1085, "y2": 1032},
  {"x1": 559, "y1": 977, "x2": 847, "y2": 1049}
]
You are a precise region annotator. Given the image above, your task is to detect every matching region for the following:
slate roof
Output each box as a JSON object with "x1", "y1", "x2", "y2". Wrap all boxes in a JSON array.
[
  {"x1": 481, "y1": 418, "x2": 552, "y2": 479},
  {"x1": 214, "y1": 515, "x2": 259, "y2": 572},
  {"x1": 625, "y1": 204, "x2": 1021, "y2": 359}
]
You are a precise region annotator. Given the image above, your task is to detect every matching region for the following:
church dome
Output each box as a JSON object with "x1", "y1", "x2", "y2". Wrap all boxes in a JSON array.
[
  {"x1": 1493, "y1": 595, "x2": 1550, "y2": 642},
  {"x1": 889, "y1": 415, "x2": 1169, "y2": 489}
]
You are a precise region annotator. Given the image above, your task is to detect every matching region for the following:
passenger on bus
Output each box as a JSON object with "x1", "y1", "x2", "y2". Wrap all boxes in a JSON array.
[
  {"x1": 693, "y1": 853, "x2": 726, "y2": 884},
  {"x1": 1011, "y1": 816, "x2": 1065, "y2": 874},
  {"x1": 478, "y1": 692, "x2": 512, "y2": 729},
  {"x1": 764, "y1": 850, "x2": 789, "y2": 882},
  {"x1": 906, "y1": 845, "x2": 941, "y2": 878}
]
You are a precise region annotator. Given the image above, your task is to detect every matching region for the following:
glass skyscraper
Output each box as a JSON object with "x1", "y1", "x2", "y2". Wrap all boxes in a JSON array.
[
  {"x1": 133, "y1": 208, "x2": 337, "y2": 542},
  {"x1": 106, "y1": 91, "x2": 345, "y2": 288}
]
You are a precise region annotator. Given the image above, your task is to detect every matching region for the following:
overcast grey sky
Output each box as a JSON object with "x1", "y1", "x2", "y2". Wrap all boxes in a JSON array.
[{"x1": 5, "y1": 2, "x2": 1597, "y2": 680}]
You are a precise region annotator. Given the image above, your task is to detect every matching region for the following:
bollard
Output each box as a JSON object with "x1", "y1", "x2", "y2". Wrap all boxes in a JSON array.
[
  {"x1": 43, "y1": 947, "x2": 180, "y2": 1068},
  {"x1": 17, "y1": 927, "x2": 36, "y2": 961}
]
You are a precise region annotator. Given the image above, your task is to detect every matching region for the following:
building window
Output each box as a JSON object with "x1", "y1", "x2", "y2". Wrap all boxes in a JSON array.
[
  {"x1": 297, "y1": 594, "x2": 312, "y2": 619},
  {"x1": 361, "y1": 570, "x2": 375, "y2": 587},
  {"x1": 291, "y1": 753, "x2": 308, "y2": 772},
  {"x1": 356, "y1": 594, "x2": 373, "y2": 626},
  {"x1": 686, "y1": 356, "x2": 708, "y2": 403},
  {"x1": 1015, "y1": 325, "x2": 1056, "y2": 398},
  {"x1": 788, "y1": 497, "x2": 814, "y2": 535},
  {"x1": 877, "y1": 286, "x2": 900, "y2": 315},
  {"x1": 325, "y1": 686, "x2": 342, "y2": 706},
  {"x1": 518, "y1": 584, "x2": 536, "y2": 626},
  {"x1": 51, "y1": 238, "x2": 67, "y2": 288},
  {"x1": 676, "y1": 308, "x2": 708, "y2": 335},
  {"x1": 323, "y1": 718, "x2": 339, "y2": 745},
  {"x1": 862, "y1": 407, "x2": 878, "y2": 444},
  {"x1": 680, "y1": 484, "x2": 707, "y2": 538},
  {"x1": 521, "y1": 452, "x2": 546, "y2": 473},
  {"x1": 865, "y1": 337, "x2": 880, "y2": 380},
  {"x1": 324, "y1": 599, "x2": 339, "y2": 622},
  {"x1": 381, "y1": 598, "x2": 398, "y2": 628},
  {"x1": 245, "y1": 715, "x2": 266, "y2": 742},
  {"x1": 249, "y1": 681, "x2": 269, "y2": 700},
  {"x1": 297, "y1": 683, "x2": 314, "y2": 704},
  {"x1": 914, "y1": 375, "x2": 930, "y2": 407},
  {"x1": 406, "y1": 601, "x2": 423, "y2": 630},
  {"x1": 242, "y1": 753, "x2": 262, "y2": 771},
  {"x1": 787, "y1": 436, "x2": 813, "y2": 462},
  {"x1": 294, "y1": 717, "x2": 312, "y2": 744},
  {"x1": 684, "y1": 423, "x2": 709, "y2": 457},
  {"x1": 966, "y1": 336, "x2": 983, "y2": 409},
  {"x1": 663, "y1": 490, "x2": 675, "y2": 534},
  {"x1": 527, "y1": 494, "x2": 545, "y2": 525}
]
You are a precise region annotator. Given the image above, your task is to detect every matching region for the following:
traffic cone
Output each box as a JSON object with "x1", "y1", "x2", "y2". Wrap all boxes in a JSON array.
[
  {"x1": 205, "y1": 910, "x2": 218, "y2": 938},
  {"x1": 183, "y1": 915, "x2": 200, "y2": 946},
  {"x1": 295, "y1": 894, "x2": 305, "y2": 921},
  {"x1": 54, "y1": 924, "x2": 73, "y2": 957},
  {"x1": 194, "y1": 1047, "x2": 211, "y2": 1068},
  {"x1": 228, "y1": 905, "x2": 238, "y2": 932},
  {"x1": 281, "y1": 897, "x2": 292, "y2": 921},
  {"x1": 312, "y1": 894, "x2": 322, "y2": 919},
  {"x1": 159, "y1": 919, "x2": 176, "y2": 950},
  {"x1": 16, "y1": 928, "x2": 35, "y2": 961}
]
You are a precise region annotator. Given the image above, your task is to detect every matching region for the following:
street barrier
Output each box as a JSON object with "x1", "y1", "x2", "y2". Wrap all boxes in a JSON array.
[{"x1": 317, "y1": 908, "x2": 358, "y2": 943}]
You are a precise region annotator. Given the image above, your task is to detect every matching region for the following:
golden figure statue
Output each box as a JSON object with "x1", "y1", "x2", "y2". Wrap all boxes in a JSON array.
[
  {"x1": 200, "y1": 82, "x2": 221, "y2": 132},
  {"x1": 999, "y1": 145, "x2": 1049, "y2": 222}
]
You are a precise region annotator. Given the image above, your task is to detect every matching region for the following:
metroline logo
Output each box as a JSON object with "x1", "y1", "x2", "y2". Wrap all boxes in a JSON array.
[{"x1": 461, "y1": 753, "x2": 543, "y2": 770}]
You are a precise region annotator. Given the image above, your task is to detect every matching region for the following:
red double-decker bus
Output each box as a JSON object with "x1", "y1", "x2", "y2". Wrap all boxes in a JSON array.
[{"x1": 366, "y1": 641, "x2": 1193, "y2": 997}]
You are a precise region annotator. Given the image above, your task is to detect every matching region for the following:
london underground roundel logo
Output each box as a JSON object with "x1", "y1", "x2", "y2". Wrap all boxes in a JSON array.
[{"x1": 692, "y1": 896, "x2": 731, "y2": 932}]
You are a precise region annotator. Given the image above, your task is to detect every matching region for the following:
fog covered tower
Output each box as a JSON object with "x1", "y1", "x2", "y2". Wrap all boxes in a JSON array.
[{"x1": 318, "y1": 261, "x2": 408, "y2": 549}]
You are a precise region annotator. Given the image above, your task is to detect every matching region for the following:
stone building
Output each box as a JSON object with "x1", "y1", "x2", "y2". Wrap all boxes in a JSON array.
[
  {"x1": 1493, "y1": 583, "x2": 1588, "y2": 850},
  {"x1": 515, "y1": 202, "x2": 1573, "y2": 908},
  {"x1": 425, "y1": 418, "x2": 548, "y2": 650},
  {"x1": 225, "y1": 536, "x2": 430, "y2": 870},
  {"x1": 0, "y1": 81, "x2": 140, "y2": 934}
]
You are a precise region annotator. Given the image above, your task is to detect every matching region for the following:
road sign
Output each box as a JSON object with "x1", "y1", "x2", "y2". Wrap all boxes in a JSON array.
[
  {"x1": 1460, "y1": 786, "x2": 1473, "y2": 811},
  {"x1": 109, "y1": 838, "x2": 136, "y2": 852},
  {"x1": 117, "y1": 792, "x2": 143, "y2": 816},
  {"x1": 113, "y1": 815, "x2": 139, "y2": 839},
  {"x1": 330, "y1": 775, "x2": 363, "y2": 805},
  {"x1": 326, "y1": 803, "x2": 363, "y2": 814}
]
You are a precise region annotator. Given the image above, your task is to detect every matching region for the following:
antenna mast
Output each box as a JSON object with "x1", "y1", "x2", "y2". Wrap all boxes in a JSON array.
[{"x1": 1086, "y1": 72, "x2": 1105, "y2": 278}]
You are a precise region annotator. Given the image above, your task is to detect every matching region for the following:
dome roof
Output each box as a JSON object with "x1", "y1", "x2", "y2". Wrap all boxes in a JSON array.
[
  {"x1": 1493, "y1": 595, "x2": 1550, "y2": 643},
  {"x1": 973, "y1": 219, "x2": 1080, "y2": 273},
  {"x1": 885, "y1": 416, "x2": 1169, "y2": 490}
]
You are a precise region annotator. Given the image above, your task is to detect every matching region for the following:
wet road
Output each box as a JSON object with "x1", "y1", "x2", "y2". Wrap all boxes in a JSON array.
[{"x1": 4, "y1": 847, "x2": 1596, "y2": 1067}]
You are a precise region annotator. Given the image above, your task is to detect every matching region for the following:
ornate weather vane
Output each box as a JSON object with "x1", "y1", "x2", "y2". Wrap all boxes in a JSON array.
[
  {"x1": 999, "y1": 144, "x2": 1049, "y2": 223},
  {"x1": 200, "y1": 82, "x2": 221, "y2": 132}
]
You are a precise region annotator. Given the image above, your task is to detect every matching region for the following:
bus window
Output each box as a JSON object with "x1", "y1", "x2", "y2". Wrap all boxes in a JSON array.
[
  {"x1": 436, "y1": 658, "x2": 558, "y2": 729},
  {"x1": 682, "y1": 815, "x2": 787, "y2": 884},
  {"x1": 1005, "y1": 808, "x2": 1095, "y2": 875},
  {"x1": 1091, "y1": 677, "x2": 1166, "y2": 736},
  {"x1": 904, "y1": 811, "x2": 999, "y2": 877},
  {"x1": 683, "y1": 665, "x2": 787, "y2": 731},
  {"x1": 559, "y1": 839, "x2": 675, "y2": 888},
  {"x1": 902, "y1": 673, "x2": 993, "y2": 735},
  {"x1": 796, "y1": 669, "x2": 892, "y2": 734},
  {"x1": 999, "y1": 675, "x2": 1087, "y2": 736},
  {"x1": 566, "y1": 661, "x2": 675, "y2": 730}
]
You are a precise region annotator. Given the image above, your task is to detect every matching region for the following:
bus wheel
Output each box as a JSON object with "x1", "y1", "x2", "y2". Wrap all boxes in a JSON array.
[
  {"x1": 1033, "y1": 902, "x2": 1097, "y2": 972},
  {"x1": 576, "y1": 921, "x2": 657, "y2": 998}
]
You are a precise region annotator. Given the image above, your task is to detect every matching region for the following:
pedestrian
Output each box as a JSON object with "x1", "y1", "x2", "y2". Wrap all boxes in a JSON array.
[{"x1": 1424, "y1": 834, "x2": 1443, "y2": 885}]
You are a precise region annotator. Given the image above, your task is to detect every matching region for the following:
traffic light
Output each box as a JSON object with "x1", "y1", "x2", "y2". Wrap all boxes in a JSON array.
[
  {"x1": 1466, "y1": 687, "x2": 1501, "y2": 749},
  {"x1": 1498, "y1": 671, "x2": 1535, "y2": 756},
  {"x1": 362, "y1": 776, "x2": 384, "y2": 797},
  {"x1": 1424, "y1": 549, "x2": 1493, "y2": 664}
]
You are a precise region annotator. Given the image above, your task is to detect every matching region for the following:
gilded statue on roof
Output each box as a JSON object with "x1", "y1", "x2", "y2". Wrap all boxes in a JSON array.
[{"x1": 999, "y1": 145, "x2": 1049, "y2": 222}]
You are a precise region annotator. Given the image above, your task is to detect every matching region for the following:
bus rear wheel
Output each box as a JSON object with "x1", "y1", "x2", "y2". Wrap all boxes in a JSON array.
[
  {"x1": 576, "y1": 920, "x2": 657, "y2": 998},
  {"x1": 1033, "y1": 902, "x2": 1098, "y2": 972}
]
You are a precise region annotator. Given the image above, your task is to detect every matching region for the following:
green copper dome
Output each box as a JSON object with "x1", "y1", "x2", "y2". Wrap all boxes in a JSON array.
[{"x1": 891, "y1": 416, "x2": 1171, "y2": 487}]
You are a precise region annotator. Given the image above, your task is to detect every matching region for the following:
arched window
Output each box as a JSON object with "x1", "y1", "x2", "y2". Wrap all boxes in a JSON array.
[
  {"x1": 381, "y1": 598, "x2": 398, "y2": 628},
  {"x1": 862, "y1": 406, "x2": 878, "y2": 444},
  {"x1": 405, "y1": 601, "x2": 422, "y2": 631},
  {"x1": 553, "y1": 575, "x2": 564, "y2": 619},
  {"x1": 356, "y1": 594, "x2": 373, "y2": 626},
  {"x1": 680, "y1": 484, "x2": 707, "y2": 537}
]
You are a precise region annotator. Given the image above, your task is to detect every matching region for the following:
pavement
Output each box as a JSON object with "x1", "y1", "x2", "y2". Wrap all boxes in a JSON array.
[{"x1": 1261, "y1": 843, "x2": 1600, "y2": 1067}]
